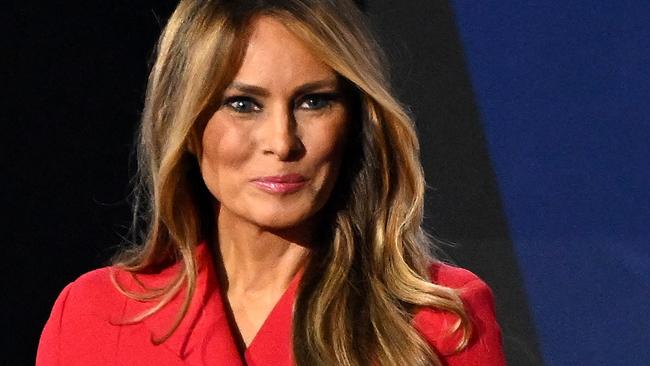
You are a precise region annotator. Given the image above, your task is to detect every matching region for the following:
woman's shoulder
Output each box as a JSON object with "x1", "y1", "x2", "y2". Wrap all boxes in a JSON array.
[
  {"x1": 49, "y1": 263, "x2": 179, "y2": 318},
  {"x1": 428, "y1": 261, "x2": 487, "y2": 289},
  {"x1": 37, "y1": 267, "x2": 122, "y2": 365},
  {"x1": 45, "y1": 267, "x2": 126, "y2": 323},
  {"x1": 414, "y1": 262, "x2": 506, "y2": 365},
  {"x1": 68, "y1": 266, "x2": 115, "y2": 294},
  {"x1": 37, "y1": 264, "x2": 180, "y2": 365}
]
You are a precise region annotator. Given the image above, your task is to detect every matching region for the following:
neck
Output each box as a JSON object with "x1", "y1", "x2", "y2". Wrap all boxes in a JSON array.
[{"x1": 215, "y1": 207, "x2": 312, "y2": 295}]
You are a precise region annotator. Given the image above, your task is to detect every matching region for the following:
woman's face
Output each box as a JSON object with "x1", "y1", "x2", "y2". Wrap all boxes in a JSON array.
[{"x1": 200, "y1": 17, "x2": 349, "y2": 231}]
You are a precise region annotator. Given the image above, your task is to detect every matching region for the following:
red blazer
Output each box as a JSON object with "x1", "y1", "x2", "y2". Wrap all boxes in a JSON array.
[{"x1": 37, "y1": 243, "x2": 506, "y2": 365}]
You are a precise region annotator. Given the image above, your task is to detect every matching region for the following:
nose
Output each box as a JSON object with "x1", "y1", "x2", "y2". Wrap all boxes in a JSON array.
[{"x1": 261, "y1": 106, "x2": 302, "y2": 161}]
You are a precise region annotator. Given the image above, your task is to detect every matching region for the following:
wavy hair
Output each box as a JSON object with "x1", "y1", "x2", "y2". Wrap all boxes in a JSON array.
[{"x1": 113, "y1": 1, "x2": 472, "y2": 365}]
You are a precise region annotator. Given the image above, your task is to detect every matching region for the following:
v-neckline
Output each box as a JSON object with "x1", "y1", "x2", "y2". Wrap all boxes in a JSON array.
[
  {"x1": 132, "y1": 242, "x2": 300, "y2": 365},
  {"x1": 216, "y1": 266, "x2": 303, "y2": 364},
  {"x1": 244, "y1": 270, "x2": 301, "y2": 351}
]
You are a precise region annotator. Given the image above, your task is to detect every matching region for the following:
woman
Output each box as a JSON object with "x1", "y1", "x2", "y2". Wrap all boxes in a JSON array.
[{"x1": 37, "y1": 0, "x2": 505, "y2": 365}]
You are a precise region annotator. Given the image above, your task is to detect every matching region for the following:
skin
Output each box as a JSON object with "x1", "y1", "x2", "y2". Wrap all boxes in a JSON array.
[{"x1": 200, "y1": 17, "x2": 349, "y2": 348}]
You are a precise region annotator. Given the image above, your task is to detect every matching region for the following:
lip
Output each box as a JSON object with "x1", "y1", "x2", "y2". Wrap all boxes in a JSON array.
[{"x1": 251, "y1": 174, "x2": 308, "y2": 194}]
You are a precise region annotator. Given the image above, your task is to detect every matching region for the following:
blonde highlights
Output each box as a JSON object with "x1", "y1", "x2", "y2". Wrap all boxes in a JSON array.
[{"x1": 114, "y1": 0, "x2": 471, "y2": 364}]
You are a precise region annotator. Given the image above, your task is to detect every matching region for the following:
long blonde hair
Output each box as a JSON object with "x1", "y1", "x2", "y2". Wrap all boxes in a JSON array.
[{"x1": 114, "y1": 1, "x2": 472, "y2": 365}]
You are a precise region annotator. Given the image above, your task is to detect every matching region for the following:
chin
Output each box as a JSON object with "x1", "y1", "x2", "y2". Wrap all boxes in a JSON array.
[{"x1": 251, "y1": 211, "x2": 313, "y2": 230}]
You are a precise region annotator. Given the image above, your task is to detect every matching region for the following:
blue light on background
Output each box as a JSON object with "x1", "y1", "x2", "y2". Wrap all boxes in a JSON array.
[{"x1": 451, "y1": 1, "x2": 650, "y2": 364}]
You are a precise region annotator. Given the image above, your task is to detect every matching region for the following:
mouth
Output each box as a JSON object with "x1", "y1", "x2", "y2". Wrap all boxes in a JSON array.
[{"x1": 251, "y1": 174, "x2": 308, "y2": 194}]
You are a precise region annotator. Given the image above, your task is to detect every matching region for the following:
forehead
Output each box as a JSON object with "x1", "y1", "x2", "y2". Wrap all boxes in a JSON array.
[{"x1": 232, "y1": 16, "x2": 337, "y2": 87}]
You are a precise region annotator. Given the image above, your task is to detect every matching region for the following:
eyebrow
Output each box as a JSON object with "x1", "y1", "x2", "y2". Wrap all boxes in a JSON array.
[{"x1": 226, "y1": 78, "x2": 340, "y2": 98}]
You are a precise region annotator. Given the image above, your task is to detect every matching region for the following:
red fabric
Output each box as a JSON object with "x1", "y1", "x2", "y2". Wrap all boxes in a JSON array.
[{"x1": 37, "y1": 243, "x2": 506, "y2": 365}]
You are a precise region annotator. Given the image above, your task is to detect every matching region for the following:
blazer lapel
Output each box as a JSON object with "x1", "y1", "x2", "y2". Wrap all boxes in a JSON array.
[{"x1": 131, "y1": 243, "x2": 245, "y2": 365}]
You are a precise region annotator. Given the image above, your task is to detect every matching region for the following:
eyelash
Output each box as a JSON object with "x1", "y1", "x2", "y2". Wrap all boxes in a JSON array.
[
  {"x1": 222, "y1": 93, "x2": 340, "y2": 114},
  {"x1": 296, "y1": 93, "x2": 339, "y2": 110},
  {"x1": 223, "y1": 96, "x2": 261, "y2": 114}
]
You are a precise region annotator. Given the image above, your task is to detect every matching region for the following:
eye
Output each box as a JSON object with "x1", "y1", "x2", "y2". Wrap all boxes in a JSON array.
[
  {"x1": 223, "y1": 96, "x2": 262, "y2": 113},
  {"x1": 296, "y1": 93, "x2": 340, "y2": 110}
]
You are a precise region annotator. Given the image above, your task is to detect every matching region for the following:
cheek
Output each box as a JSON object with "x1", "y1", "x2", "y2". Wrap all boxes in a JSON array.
[
  {"x1": 309, "y1": 117, "x2": 349, "y2": 165},
  {"x1": 301, "y1": 119, "x2": 349, "y2": 194},
  {"x1": 200, "y1": 117, "x2": 253, "y2": 196}
]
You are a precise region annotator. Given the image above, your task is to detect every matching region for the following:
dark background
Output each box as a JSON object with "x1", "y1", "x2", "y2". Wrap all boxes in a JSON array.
[{"x1": 8, "y1": 1, "x2": 648, "y2": 365}]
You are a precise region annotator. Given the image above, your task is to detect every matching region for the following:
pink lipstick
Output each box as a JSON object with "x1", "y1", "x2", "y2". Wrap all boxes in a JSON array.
[{"x1": 251, "y1": 174, "x2": 307, "y2": 194}]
